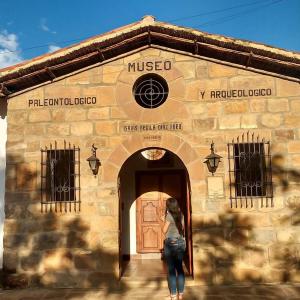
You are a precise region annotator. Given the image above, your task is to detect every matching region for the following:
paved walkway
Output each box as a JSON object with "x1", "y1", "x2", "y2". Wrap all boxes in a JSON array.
[{"x1": 1, "y1": 284, "x2": 300, "y2": 300}]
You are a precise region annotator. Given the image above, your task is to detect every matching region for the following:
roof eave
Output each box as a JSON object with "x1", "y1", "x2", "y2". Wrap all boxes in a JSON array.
[{"x1": 1, "y1": 19, "x2": 300, "y2": 98}]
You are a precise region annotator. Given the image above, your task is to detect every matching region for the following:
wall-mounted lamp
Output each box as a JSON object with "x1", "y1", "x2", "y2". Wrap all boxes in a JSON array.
[
  {"x1": 204, "y1": 141, "x2": 222, "y2": 176},
  {"x1": 87, "y1": 144, "x2": 101, "y2": 176}
]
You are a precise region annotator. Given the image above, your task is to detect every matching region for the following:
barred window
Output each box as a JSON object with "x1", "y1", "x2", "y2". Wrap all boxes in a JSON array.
[
  {"x1": 41, "y1": 142, "x2": 80, "y2": 212},
  {"x1": 228, "y1": 133, "x2": 273, "y2": 208}
]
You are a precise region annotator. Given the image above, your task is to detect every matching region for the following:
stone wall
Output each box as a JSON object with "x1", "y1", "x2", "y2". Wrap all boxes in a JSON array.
[{"x1": 3, "y1": 47, "x2": 300, "y2": 287}]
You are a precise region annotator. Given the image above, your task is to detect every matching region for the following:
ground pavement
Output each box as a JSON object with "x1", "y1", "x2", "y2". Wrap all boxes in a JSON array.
[{"x1": 0, "y1": 284, "x2": 300, "y2": 300}]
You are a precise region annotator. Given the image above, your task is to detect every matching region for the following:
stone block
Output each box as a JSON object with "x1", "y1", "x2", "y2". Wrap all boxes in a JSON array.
[
  {"x1": 65, "y1": 108, "x2": 87, "y2": 121},
  {"x1": 193, "y1": 118, "x2": 216, "y2": 130},
  {"x1": 65, "y1": 72, "x2": 89, "y2": 84},
  {"x1": 267, "y1": 98, "x2": 289, "y2": 112},
  {"x1": 26, "y1": 141, "x2": 41, "y2": 152},
  {"x1": 276, "y1": 79, "x2": 300, "y2": 97},
  {"x1": 85, "y1": 137, "x2": 107, "y2": 148},
  {"x1": 8, "y1": 98, "x2": 28, "y2": 110},
  {"x1": 70, "y1": 122, "x2": 93, "y2": 136},
  {"x1": 83, "y1": 86, "x2": 116, "y2": 106},
  {"x1": 229, "y1": 75, "x2": 275, "y2": 91},
  {"x1": 7, "y1": 111, "x2": 27, "y2": 125},
  {"x1": 87, "y1": 107, "x2": 110, "y2": 120},
  {"x1": 102, "y1": 65, "x2": 124, "y2": 83},
  {"x1": 276, "y1": 228, "x2": 300, "y2": 243},
  {"x1": 252, "y1": 229, "x2": 276, "y2": 244},
  {"x1": 3, "y1": 250, "x2": 18, "y2": 272},
  {"x1": 123, "y1": 52, "x2": 141, "y2": 63},
  {"x1": 241, "y1": 114, "x2": 257, "y2": 129},
  {"x1": 290, "y1": 99, "x2": 300, "y2": 112},
  {"x1": 288, "y1": 141, "x2": 300, "y2": 153},
  {"x1": 219, "y1": 115, "x2": 240, "y2": 129},
  {"x1": 24, "y1": 124, "x2": 45, "y2": 136},
  {"x1": 224, "y1": 101, "x2": 248, "y2": 114},
  {"x1": 4, "y1": 233, "x2": 27, "y2": 248},
  {"x1": 47, "y1": 124, "x2": 70, "y2": 136},
  {"x1": 285, "y1": 115, "x2": 300, "y2": 127},
  {"x1": 101, "y1": 231, "x2": 118, "y2": 249},
  {"x1": 206, "y1": 102, "x2": 222, "y2": 117},
  {"x1": 189, "y1": 103, "x2": 206, "y2": 115},
  {"x1": 242, "y1": 248, "x2": 266, "y2": 267},
  {"x1": 260, "y1": 114, "x2": 282, "y2": 128},
  {"x1": 74, "y1": 253, "x2": 96, "y2": 270},
  {"x1": 208, "y1": 62, "x2": 237, "y2": 78},
  {"x1": 95, "y1": 121, "x2": 117, "y2": 135},
  {"x1": 8, "y1": 125, "x2": 24, "y2": 136},
  {"x1": 174, "y1": 62, "x2": 195, "y2": 79},
  {"x1": 185, "y1": 80, "x2": 201, "y2": 101},
  {"x1": 110, "y1": 107, "x2": 127, "y2": 119},
  {"x1": 196, "y1": 62, "x2": 208, "y2": 78},
  {"x1": 275, "y1": 129, "x2": 295, "y2": 141},
  {"x1": 20, "y1": 252, "x2": 42, "y2": 271},
  {"x1": 33, "y1": 232, "x2": 65, "y2": 250},
  {"x1": 44, "y1": 86, "x2": 81, "y2": 99},
  {"x1": 169, "y1": 78, "x2": 185, "y2": 99},
  {"x1": 43, "y1": 249, "x2": 74, "y2": 271},
  {"x1": 97, "y1": 202, "x2": 114, "y2": 216},
  {"x1": 16, "y1": 162, "x2": 37, "y2": 191},
  {"x1": 28, "y1": 110, "x2": 51, "y2": 122},
  {"x1": 250, "y1": 99, "x2": 266, "y2": 112}
]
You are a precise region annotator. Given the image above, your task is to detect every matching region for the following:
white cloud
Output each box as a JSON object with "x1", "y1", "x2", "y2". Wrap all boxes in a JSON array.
[
  {"x1": 48, "y1": 45, "x2": 61, "y2": 53},
  {"x1": 0, "y1": 30, "x2": 22, "y2": 68},
  {"x1": 40, "y1": 18, "x2": 56, "y2": 34}
]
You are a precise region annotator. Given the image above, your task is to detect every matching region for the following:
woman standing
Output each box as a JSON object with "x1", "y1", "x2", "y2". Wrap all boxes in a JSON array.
[{"x1": 160, "y1": 197, "x2": 186, "y2": 300}]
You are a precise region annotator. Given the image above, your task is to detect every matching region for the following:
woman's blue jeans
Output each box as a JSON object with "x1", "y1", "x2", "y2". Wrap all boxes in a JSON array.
[{"x1": 164, "y1": 237, "x2": 186, "y2": 295}]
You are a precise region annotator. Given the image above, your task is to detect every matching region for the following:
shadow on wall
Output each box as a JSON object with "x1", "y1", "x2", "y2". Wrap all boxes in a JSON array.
[
  {"x1": 1, "y1": 153, "x2": 129, "y2": 297},
  {"x1": 186, "y1": 153, "x2": 300, "y2": 299},
  {"x1": 1, "y1": 152, "x2": 300, "y2": 299}
]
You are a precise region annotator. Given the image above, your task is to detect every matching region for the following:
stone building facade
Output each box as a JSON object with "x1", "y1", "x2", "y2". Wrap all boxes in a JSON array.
[{"x1": 0, "y1": 16, "x2": 300, "y2": 287}]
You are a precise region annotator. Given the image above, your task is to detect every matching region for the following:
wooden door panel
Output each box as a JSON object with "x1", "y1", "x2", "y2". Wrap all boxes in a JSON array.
[
  {"x1": 142, "y1": 226, "x2": 161, "y2": 250},
  {"x1": 142, "y1": 201, "x2": 158, "y2": 222},
  {"x1": 137, "y1": 199, "x2": 161, "y2": 253}
]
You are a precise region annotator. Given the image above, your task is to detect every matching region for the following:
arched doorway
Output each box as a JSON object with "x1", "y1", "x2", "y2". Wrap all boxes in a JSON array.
[{"x1": 118, "y1": 147, "x2": 193, "y2": 279}]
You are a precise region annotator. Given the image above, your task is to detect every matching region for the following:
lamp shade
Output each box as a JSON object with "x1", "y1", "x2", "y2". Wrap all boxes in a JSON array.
[
  {"x1": 87, "y1": 144, "x2": 101, "y2": 175},
  {"x1": 204, "y1": 142, "x2": 222, "y2": 175}
]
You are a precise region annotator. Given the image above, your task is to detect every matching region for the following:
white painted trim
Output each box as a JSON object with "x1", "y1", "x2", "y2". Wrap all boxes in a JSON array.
[{"x1": 0, "y1": 116, "x2": 7, "y2": 268}]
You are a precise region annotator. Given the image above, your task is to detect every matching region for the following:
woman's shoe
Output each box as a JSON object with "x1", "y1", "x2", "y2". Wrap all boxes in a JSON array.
[{"x1": 178, "y1": 293, "x2": 184, "y2": 300}]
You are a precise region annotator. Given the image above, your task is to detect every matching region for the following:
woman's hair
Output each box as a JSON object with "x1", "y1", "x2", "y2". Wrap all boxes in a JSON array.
[{"x1": 166, "y1": 197, "x2": 184, "y2": 236}]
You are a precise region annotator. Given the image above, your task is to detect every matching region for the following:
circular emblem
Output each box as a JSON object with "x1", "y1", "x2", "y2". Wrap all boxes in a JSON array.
[{"x1": 133, "y1": 74, "x2": 169, "y2": 108}]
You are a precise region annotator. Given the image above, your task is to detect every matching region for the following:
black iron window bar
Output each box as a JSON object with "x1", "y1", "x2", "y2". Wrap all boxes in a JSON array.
[
  {"x1": 227, "y1": 132, "x2": 273, "y2": 208},
  {"x1": 41, "y1": 141, "x2": 81, "y2": 212}
]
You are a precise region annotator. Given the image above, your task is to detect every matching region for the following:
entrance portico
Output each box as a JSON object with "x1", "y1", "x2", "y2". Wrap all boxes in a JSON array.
[{"x1": 118, "y1": 146, "x2": 194, "y2": 277}]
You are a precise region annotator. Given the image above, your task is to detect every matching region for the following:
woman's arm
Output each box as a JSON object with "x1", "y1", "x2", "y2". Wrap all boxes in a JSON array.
[
  {"x1": 162, "y1": 220, "x2": 170, "y2": 235},
  {"x1": 157, "y1": 208, "x2": 170, "y2": 235}
]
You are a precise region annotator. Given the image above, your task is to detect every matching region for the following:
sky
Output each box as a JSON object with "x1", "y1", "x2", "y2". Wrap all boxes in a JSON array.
[{"x1": 0, "y1": 0, "x2": 299, "y2": 68}]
